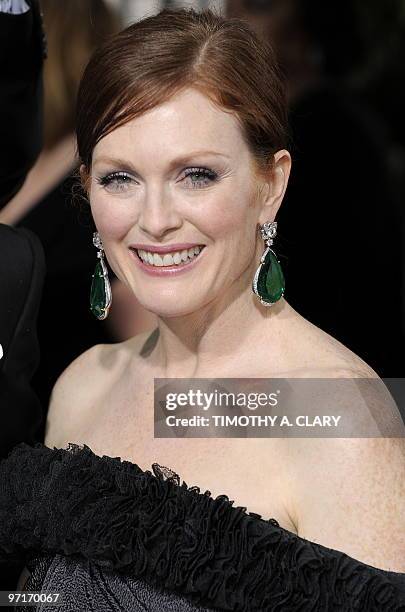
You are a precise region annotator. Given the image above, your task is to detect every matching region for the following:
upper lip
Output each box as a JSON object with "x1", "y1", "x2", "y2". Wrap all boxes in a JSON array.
[{"x1": 129, "y1": 243, "x2": 205, "y2": 254}]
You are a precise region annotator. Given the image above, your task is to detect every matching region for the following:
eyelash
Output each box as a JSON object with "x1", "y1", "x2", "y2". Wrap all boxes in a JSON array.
[{"x1": 96, "y1": 167, "x2": 218, "y2": 192}]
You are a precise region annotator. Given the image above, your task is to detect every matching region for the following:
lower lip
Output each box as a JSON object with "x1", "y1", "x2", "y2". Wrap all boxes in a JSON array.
[{"x1": 129, "y1": 247, "x2": 206, "y2": 276}]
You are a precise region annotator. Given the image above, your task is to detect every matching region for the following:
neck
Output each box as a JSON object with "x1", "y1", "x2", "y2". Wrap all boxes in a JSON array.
[{"x1": 148, "y1": 262, "x2": 290, "y2": 378}]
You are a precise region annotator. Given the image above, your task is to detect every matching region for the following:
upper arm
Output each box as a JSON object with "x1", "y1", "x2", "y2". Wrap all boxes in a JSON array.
[
  {"x1": 290, "y1": 437, "x2": 405, "y2": 572},
  {"x1": 44, "y1": 343, "x2": 108, "y2": 450},
  {"x1": 0, "y1": 2, "x2": 45, "y2": 208}
]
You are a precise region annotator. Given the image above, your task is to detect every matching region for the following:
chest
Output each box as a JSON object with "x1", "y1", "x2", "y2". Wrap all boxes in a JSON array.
[{"x1": 70, "y1": 373, "x2": 297, "y2": 533}]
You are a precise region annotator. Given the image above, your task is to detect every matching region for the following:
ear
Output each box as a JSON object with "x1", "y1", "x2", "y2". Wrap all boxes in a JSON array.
[
  {"x1": 79, "y1": 163, "x2": 91, "y2": 196},
  {"x1": 258, "y1": 149, "x2": 291, "y2": 223}
]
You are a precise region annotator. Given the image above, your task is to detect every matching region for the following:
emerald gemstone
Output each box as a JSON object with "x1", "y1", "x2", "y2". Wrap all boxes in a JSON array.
[
  {"x1": 257, "y1": 248, "x2": 285, "y2": 303},
  {"x1": 90, "y1": 260, "x2": 108, "y2": 319}
]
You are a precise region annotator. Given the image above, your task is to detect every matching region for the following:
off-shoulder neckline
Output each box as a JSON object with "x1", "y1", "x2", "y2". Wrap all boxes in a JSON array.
[{"x1": 4, "y1": 440, "x2": 405, "y2": 579}]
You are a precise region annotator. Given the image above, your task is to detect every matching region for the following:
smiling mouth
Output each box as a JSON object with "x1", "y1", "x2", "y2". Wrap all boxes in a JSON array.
[{"x1": 131, "y1": 245, "x2": 206, "y2": 267}]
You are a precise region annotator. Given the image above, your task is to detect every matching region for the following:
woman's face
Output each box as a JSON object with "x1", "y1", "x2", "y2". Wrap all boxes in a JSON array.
[{"x1": 87, "y1": 87, "x2": 286, "y2": 317}]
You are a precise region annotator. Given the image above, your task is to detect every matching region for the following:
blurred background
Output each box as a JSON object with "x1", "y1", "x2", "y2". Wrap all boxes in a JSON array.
[{"x1": 1, "y1": 0, "x2": 404, "y2": 422}]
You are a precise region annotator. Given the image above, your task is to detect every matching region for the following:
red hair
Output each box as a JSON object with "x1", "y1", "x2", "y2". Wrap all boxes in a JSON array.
[{"x1": 76, "y1": 7, "x2": 289, "y2": 176}]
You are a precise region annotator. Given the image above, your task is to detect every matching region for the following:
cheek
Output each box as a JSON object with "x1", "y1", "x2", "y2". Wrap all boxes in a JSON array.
[
  {"x1": 206, "y1": 186, "x2": 257, "y2": 241},
  {"x1": 90, "y1": 196, "x2": 136, "y2": 240}
]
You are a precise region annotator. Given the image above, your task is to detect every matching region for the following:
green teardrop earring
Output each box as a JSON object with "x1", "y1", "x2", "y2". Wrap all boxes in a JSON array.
[
  {"x1": 252, "y1": 221, "x2": 285, "y2": 307},
  {"x1": 90, "y1": 232, "x2": 112, "y2": 320}
]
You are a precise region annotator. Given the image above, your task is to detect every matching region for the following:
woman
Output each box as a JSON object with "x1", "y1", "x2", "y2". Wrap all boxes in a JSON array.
[{"x1": 1, "y1": 8, "x2": 404, "y2": 611}]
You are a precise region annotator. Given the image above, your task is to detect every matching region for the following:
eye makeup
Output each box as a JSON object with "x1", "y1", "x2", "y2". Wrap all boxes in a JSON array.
[{"x1": 95, "y1": 166, "x2": 219, "y2": 192}]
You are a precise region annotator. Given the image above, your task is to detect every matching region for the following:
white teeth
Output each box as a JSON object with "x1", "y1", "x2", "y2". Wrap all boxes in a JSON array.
[
  {"x1": 162, "y1": 254, "x2": 173, "y2": 266},
  {"x1": 136, "y1": 246, "x2": 204, "y2": 267},
  {"x1": 153, "y1": 253, "x2": 164, "y2": 266}
]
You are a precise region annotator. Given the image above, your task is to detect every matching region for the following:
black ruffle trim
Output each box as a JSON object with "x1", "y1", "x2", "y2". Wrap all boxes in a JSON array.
[{"x1": 0, "y1": 442, "x2": 405, "y2": 611}]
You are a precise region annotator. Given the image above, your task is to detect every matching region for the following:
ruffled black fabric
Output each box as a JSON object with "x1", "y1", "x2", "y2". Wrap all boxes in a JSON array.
[{"x1": 1, "y1": 442, "x2": 405, "y2": 611}]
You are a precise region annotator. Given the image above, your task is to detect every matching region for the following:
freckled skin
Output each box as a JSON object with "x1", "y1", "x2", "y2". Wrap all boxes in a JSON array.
[
  {"x1": 44, "y1": 86, "x2": 405, "y2": 572},
  {"x1": 87, "y1": 87, "x2": 283, "y2": 318}
]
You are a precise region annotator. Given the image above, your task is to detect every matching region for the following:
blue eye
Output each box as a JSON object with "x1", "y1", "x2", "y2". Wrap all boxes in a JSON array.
[
  {"x1": 96, "y1": 172, "x2": 134, "y2": 192},
  {"x1": 183, "y1": 167, "x2": 218, "y2": 189},
  {"x1": 96, "y1": 166, "x2": 218, "y2": 193}
]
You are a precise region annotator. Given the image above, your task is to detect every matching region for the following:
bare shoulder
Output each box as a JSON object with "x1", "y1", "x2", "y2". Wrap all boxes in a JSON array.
[
  {"x1": 44, "y1": 343, "x2": 114, "y2": 449},
  {"x1": 280, "y1": 307, "x2": 405, "y2": 438},
  {"x1": 283, "y1": 304, "x2": 379, "y2": 378},
  {"x1": 277, "y1": 306, "x2": 405, "y2": 570},
  {"x1": 285, "y1": 436, "x2": 405, "y2": 571},
  {"x1": 44, "y1": 330, "x2": 157, "y2": 450}
]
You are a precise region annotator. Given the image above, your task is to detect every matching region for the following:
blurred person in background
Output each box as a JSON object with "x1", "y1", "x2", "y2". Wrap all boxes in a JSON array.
[
  {"x1": 0, "y1": 0, "x2": 46, "y2": 457},
  {"x1": 0, "y1": 0, "x2": 150, "y2": 416},
  {"x1": 0, "y1": 0, "x2": 47, "y2": 599},
  {"x1": 227, "y1": 0, "x2": 405, "y2": 377}
]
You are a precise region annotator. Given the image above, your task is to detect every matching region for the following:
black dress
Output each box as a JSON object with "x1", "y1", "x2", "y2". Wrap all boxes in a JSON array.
[{"x1": 0, "y1": 442, "x2": 404, "y2": 611}]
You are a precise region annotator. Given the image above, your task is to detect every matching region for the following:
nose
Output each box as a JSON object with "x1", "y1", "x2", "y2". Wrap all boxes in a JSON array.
[{"x1": 137, "y1": 185, "x2": 183, "y2": 239}]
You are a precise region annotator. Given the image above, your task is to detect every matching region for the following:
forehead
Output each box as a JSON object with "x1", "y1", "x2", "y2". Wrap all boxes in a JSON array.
[{"x1": 92, "y1": 87, "x2": 245, "y2": 163}]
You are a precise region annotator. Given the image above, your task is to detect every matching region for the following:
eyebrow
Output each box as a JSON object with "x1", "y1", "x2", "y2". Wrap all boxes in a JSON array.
[{"x1": 92, "y1": 150, "x2": 231, "y2": 170}]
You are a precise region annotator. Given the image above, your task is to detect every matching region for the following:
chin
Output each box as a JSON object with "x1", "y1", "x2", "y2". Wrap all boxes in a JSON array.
[
  {"x1": 137, "y1": 292, "x2": 209, "y2": 319},
  {"x1": 145, "y1": 304, "x2": 199, "y2": 319}
]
